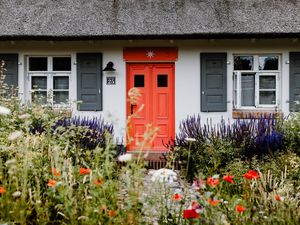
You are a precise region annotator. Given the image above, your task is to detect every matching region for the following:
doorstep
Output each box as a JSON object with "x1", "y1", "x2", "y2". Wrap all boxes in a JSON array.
[{"x1": 128, "y1": 151, "x2": 168, "y2": 161}]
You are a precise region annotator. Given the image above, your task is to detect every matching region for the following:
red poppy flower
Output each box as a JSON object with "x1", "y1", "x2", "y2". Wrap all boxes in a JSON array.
[
  {"x1": 0, "y1": 186, "x2": 6, "y2": 194},
  {"x1": 172, "y1": 193, "x2": 183, "y2": 201},
  {"x1": 47, "y1": 179, "x2": 57, "y2": 187},
  {"x1": 275, "y1": 195, "x2": 284, "y2": 201},
  {"x1": 207, "y1": 199, "x2": 220, "y2": 206},
  {"x1": 93, "y1": 178, "x2": 103, "y2": 186},
  {"x1": 108, "y1": 210, "x2": 117, "y2": 217},
  {"x1": 79, "y1": 168, "x2": 91, "y2": 175},
  {"x1": 183, "y1": 209, "x2": 200, "y2": 219},
  {"x1": 243, "y1": 170, "x2": 259, "y2": 180},
  {"x1": 236, "y1": 204, "x2": 246, "y2": 213},
  {"x1": 223, "y1": 175, "x2": 234, "y2": 184},
  {"x1": 207, "y1": 177, "x2": 219, "y2": 187},
  {"x1": 51, "y1": 168, "x2": 61, "y2": 177}
]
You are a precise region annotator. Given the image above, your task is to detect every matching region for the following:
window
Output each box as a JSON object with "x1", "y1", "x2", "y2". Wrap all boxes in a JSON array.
[
  {"x1": 233, "y1": 55, "x2": 280, "y2": 109},
  {"x1": 28, "y1": 56, "x2": 71, "y2": 106},
  {"x1": 134, "y1": 75, "x2": 144, "y2": 87}
]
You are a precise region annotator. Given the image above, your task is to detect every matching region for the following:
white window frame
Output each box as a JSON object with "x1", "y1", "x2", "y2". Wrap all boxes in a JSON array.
[
  {"x1": 27, "y1": 56, "x2": 71, "y2": 107},
  {"x1": 233, "y1": 54, "x2": 281, "y2": 109}
]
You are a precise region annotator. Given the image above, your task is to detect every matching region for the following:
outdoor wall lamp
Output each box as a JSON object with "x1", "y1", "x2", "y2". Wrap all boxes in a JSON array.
[{"x1": 103, "y1": 61, "x2": 116, "y2": 71}]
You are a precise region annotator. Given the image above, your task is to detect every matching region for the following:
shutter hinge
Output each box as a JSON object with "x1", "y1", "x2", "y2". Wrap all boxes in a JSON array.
[{"x1": 99, "y1": 89, "x2": 101, "y2": 94}]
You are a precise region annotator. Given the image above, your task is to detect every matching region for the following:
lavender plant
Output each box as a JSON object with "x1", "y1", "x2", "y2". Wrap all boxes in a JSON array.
[
  {"x1": 172, "y1": 115, "x2": 285, "y2": 179},
  {"x1": 53, "y1": 116, "x2": 114, "y2": 150}
]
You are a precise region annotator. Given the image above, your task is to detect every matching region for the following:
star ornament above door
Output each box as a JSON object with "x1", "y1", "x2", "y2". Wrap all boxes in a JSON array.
[{"x1": 146, "y1": 50, "x2": 155, "y2": 58}]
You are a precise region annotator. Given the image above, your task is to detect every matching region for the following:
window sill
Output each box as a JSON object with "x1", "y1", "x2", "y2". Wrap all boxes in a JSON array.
[{"x1": 232, "y1": 110, "x2": 283, "y2": 119}]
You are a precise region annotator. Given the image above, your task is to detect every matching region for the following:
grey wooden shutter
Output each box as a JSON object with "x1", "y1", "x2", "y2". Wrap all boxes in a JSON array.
[
  {"x1": 201, "y1": 53, "x2": 227, "y2": 112},
  {"x1": 289, "y1": 52, "x2": 300, "y2": 112},
  {"x1": 77, "y1": 53, "x2": 102, "y2": 111},
  {"x1": 0, "y1": 54, "x2": 18, "y2": 87}
]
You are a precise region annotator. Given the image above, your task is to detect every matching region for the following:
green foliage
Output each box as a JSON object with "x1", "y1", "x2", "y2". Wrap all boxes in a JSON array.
[{"x1": 283, "y1": 113, "x2": 300, "y2": 155}]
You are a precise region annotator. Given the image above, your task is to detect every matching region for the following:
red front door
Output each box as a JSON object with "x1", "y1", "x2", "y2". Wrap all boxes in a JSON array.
[{"x1": 126, "y1": 63, "x2": 175, "y2": 151}]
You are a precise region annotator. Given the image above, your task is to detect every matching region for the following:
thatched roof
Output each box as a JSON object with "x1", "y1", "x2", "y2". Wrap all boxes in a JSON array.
[{"x1": 1, "y1": 0, "x2": 300, "y2": 40}]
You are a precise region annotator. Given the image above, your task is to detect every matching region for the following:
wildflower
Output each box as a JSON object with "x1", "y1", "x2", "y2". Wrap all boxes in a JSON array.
[
  {"x1": 47, "y1": 179, "x2": 57, "y2": 187},
  {"x1": 12, "y1": 191, "x2": 21, "y2": 198},
  {"x1": 8, "y1": 131, "x2": 22, "y2": 141},
  {"x1": 51, "y1": 168, "x2": 61, "y2": 177},
  {"x1": 192, "y1": 178, "x2": 205, "y2": 190},
  {"x1": 223, "y1": 175, "x2": 234, "y2": 184},
  {"x1": 185, "y1": 137, "x2": 196, "y2": 142},
  {"x1": 117, "y1": 153, "x2": 132, "y2": 162},
  {"x1": 275, "y1": 195, "x2": 284, "y2": 202},
  {"x1": 0, "y1": 105, "x2": 11, "y2": 115},
  {"x1": 191, "y1": 201, "x2": 200, "y2": 210},
  {"x1": 183, "y1": 209, "x2": 200, "y2": 219},
  {"x1": 243, "y1": 170, "x2": 259, "y2": 180},
  {"x1": 206, "y1": 177, "x2": 219, "y2": 187},
  {"x1": 5, "y1": 158, "x2": 17, "y2": 166},
  {"x1": 128, "y1": 87, "x2": 141, "y2": 105},
  {"x1": 0, "y1": 186, "x2": 6, "y2": 194},
  {"x1": 172, "y1": 193, "x2": 183, "y2": 201},
  {"x1": 93, "y1": 178, "x2": 103, "y2": 186},
  {"x1": 108, "y1": 210, "x2": 117, "y2": 217},
  {"x1": 18, "y1": 113, "x2": 31, "y2": 119},
  {"x1": 207, "y1": 199, "x2": 220, "y2": 206},
  {"x1": 79, "y1": 168, "x2": 91, "y2": 175},
  {"x1": 236, "y1": 205, "x2": 246, "y2": 213}
]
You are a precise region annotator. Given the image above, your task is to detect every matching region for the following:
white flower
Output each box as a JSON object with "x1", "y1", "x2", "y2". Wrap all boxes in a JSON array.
[
  {"x1": 5, "y1": 159, "x2": 17, "y2": 166},
  {"x1": 12, "y1": 191, "x2": 21, "y2": 198},
  {"x1": 18, "y1": 113, "x2": 31, "y2": 119},
  {"x1": 150, "y1": 168, "x2": 177, "y2": 183},
  {"x1": 118, "y1": 153, "x2": 132, "y2": 162},
  {"x1": 0, "y1": 105, "x2": 11, "y2": 115},
  {"x1": 185, "y1": 137, "x2": 196, "y2": 142},
  {"x1": 8, "y1": 131, "x2": 23, "y2": 141}
]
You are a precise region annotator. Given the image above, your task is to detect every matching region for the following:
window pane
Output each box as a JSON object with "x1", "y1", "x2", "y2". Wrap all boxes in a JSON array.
[
  {"x1": 157, "y1": 74, "x2": 168, "y2": 87},
  {"x1": 54, "y1": 76, "x2": 69, "y2": 89},
  {"x1": 259, "y1": 76, "x2": 276, "y2": 89},
  {"x1": 29, "y1": 57, "x2": 47, "y2": 71},
  {"x1": 234, "y1": 56, "x2": 253, "y2": 70},
  {"x1": 53, "y1": 91, "x2": 69, "y2": 104},
  {"x1": 241, "y1": 74, "x2": 255, "y2": 106},
  {"x1": 259, "y1": 91, "x2": 276, "y2": 104},
  {"x1": 32, "y1": 91, "x2": 47, "y2": 104},
  {"x1": 134, "y1": 75, "x2": 144, "y2": 87},
  {"x1": 53, "y1": 57, "x2": 71, "y2": 71},
  {"x1": 32, "y1": 76, "x2": 47, "y2": 89},
  {"x1": 259, "y1": 56, "x2": 279, "y2": 70}
]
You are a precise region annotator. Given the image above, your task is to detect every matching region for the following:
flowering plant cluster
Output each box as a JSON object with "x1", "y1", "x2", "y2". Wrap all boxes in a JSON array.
[{"x1": 180, "y1": 168, "x2": 299, "y2": 224}]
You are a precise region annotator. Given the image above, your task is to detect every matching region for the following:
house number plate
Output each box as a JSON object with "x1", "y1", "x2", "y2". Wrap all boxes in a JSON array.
[{"x1": 106, "y1": 76, "x2": 116, "y2": 85}]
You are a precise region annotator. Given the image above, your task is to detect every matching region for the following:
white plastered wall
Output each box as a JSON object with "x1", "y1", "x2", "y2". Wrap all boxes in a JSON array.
[{"x1": 0, "y1": 39, "x2": 299, "y2": 143}]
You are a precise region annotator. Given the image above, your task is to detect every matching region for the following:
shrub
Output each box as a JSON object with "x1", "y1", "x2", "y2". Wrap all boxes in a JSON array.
[
  {"x1": 171, "y1": 115, "x2": 285, "y2": 180},
  {"x1": 53, "y1": 116, "x2": 114, "y2": 150}
]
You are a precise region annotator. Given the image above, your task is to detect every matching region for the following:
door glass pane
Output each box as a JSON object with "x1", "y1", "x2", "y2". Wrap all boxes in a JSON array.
[
  {"x1": 259, "y1": 76, "x2": 276, "y2": 89},
  {"x1": 32, "y1": 76, "x2": 47, "y2": 89},
  {"x1": 134, "y1": 75, "x2": 144, "y2": 87},
  {"x1": 259, "y1": 91, "x2": 276, "y2": 104},
  {"x1": 157, "y1": 74, "x2": 168, "y2": 87},
  {"x1": 53, "y1": 57, "x2": 71, "y2": 71},
  {"x1": 241, "y1": 73, "x2": 255, "y2": 106},
  {"x1": 32, "y1": 91, "x2": 47, "y2": 104},
  {"x1": 234, "y1": 56, "x2": 253, "y2": 70},
  {"x1": 259, "y1": 56, "x2": 279, "y2": 70},
  {"x1": 29, "y1": 57, "x2": 48, "y2": 71},
  {"x1": 53, "y1": 91, "x2": 69, "y2": 104},
  {"x1": 54, "y1": 76, "x2": 69, "y2": 89}
]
